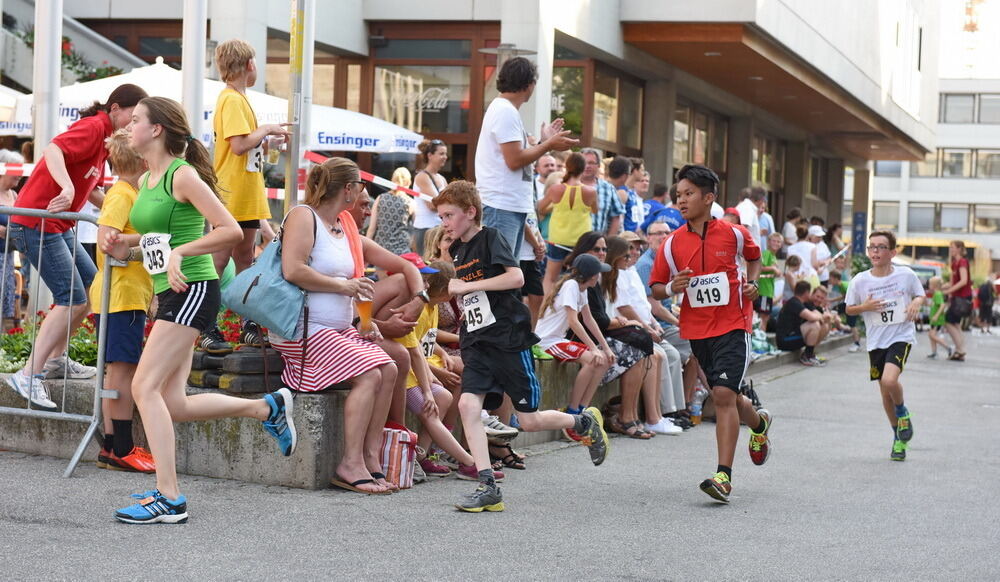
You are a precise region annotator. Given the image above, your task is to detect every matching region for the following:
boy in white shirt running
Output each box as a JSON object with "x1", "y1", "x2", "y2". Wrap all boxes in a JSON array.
[{"x1": 845, "y1": 231, "x2": 925, "y2": 461}]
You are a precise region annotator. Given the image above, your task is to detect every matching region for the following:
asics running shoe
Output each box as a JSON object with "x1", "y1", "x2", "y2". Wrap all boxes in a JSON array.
[
  {"x1": 579, "y1": 407, "x2": 610, "y2": 466},
  {"x1": 748, "y1": 409, "x2": 772, "y2": 466},
  {"x1": 455, "y1": 483, "x2": 504, "y2": 513},
  {"x1": 896, "y1": 412, "x2": 913, "y2": 443},
  {"x1": 890, "y1": 439, "x2": 907, "y2": 461},
  {"x1": 699, "y1": 471, "x2": 732, "y2": 503}
]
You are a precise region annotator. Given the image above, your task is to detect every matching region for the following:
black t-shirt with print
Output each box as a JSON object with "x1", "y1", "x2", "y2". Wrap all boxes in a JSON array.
[
  {"x1": 776, "y1": 296, "x2": 808, "y2": 340},
  {"x1": 450, "y1": 226, "x2": 538, "y2": 352},
  {"x1": 568, "y1": 286, "x2": 610, "y2": 344}
]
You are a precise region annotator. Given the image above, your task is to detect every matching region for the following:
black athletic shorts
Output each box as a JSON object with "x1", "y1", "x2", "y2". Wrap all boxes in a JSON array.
[
  {"x1": 689, "y1": 329, "x2": 751, "y2": 393},
  {"x1": 519, "y1": 260, "x2": 543, "y2": 297},
  {"x1": 945, "y1": 297, "x2": 971, "y2": 324},
  {"x1": 753, "y1": 295, "x2": 774, "y2": 314},
  {"x1": 154, "y1": 279, "x2": 221, "y2": 333},
  {"x1": 868, "y1": 341, "x2": 911, "y2": 381},
  {"x1": 461, "y1": 344, "x2": 540, "y2": 413},
  {"x1": 237, "y1": 219, "x2": 261, "y2": 229}
]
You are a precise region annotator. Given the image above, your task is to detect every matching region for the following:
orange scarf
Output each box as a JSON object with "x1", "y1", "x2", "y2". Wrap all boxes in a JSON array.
[{"x1": 338, "y1": 210, "x2": 365, "y2": 278}]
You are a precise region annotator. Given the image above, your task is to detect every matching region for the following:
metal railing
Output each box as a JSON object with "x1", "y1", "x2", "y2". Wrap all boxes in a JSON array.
[{"x1": 0, "y1": 207, "x2": 118, "y2": 477}]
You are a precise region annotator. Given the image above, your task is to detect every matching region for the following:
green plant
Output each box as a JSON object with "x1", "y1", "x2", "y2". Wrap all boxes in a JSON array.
[
  {"x1": 17, "y1": 27, "x2": 123, "y2": 82},
  {"x1": 851, "y1": 252, "x2": 872, "y2": 276}
]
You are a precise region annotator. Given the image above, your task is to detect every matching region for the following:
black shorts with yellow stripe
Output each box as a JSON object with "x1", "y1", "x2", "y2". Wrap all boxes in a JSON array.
[{"x1": 868, "y1": 341, "x2": 911, "y2": 381}]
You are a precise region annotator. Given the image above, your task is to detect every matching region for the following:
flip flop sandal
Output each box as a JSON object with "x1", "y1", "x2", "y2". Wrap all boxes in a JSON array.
[
  {"x1": 330, "y1": 477, "x2": 391, "y2": 495},
  {"x1": 490, "y1": 443, "x2": 526, "y2": 470},
  {"x1": 621, "y1": 420, "x2": 653, "y2": 440},
  {"x1": 370, "y1": 471, "x2": 399, "y2": 491}
]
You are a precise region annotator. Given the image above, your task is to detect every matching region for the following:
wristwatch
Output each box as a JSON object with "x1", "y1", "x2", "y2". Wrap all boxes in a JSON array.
[
  {"x1": 415, "y1": 290, "x2": 431, "y2": 303},
  {"x1": 747, "y1": 280, "x2": 759, "y2": 288}
]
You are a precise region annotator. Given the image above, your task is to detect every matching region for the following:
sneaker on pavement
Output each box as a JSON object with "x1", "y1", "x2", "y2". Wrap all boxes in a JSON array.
[
  {"x1": 925, "y1": 352, "x2": 938, "y2": 359},
  {"x1": 579, "y1": 407, "x2": 610, "y2": 466},
  {"x1": 699, "y1": 471, "x2": 732, "y2": 503},
  {"x1": 113, "y1": 447, "x2": 157, "y2": 473},
  {"x1": 799, "y1": 355, "x2": 826, "y2": 367},
  {"x1": 890, "y1": 439, "x2": 907, "y2": 461},
  {"x1": 43, "y1": 354, "x2": 96, "y2": 380},
  {"x1": 748, "y1": 409, "x2": 772, "y2": 466},
  {"x1": 115, "y1": 489, "x2": 188, "y2": 524},
  {"x1": 848, "y1": 342, "x2": 861, "y2": 353},
  {"x1": 419, "y1": 457, "x2": 452, "y2": 478},
  {"x1": 456, "y1": 464, "x2": 505, "y2": 482},
  {"x1": 455, "y1": 483, "x2": 504, "y2": 513},
  {"x1": 436, "y1": 451, "x2": 460, "y2": 470},
  {"x1": 199, "y1": 326, "x2": 232, "y2": 354},
  {"x1": 645, "y1": 418, "x2": 682, "y2": 435},
  {"x1": 482, "y1": 415, "x2": 519, "y2": 440},
  {"x1": 239, "y1": 320, "x2": 269, "y2": 347},
  {"x1": 896, "y1": 412, "x2": 913, "y2": 443},
  {"x1": 6, "y1": 371, "x2": 56, "y2": 409},
  {"x1": 531, "y1": 344, "x2": 553, "y2": 360},
  {"x1": 412, "y1": 460, "x2": 427, "y2": 484},
  {"x1": 262, "y1": 388, "x2": 296, "y2": 456}
]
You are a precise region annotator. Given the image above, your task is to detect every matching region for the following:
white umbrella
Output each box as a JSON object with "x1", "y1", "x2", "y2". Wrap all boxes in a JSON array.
[{"x1": 2, "y1": 58, "x2": 422, "y2": 153}]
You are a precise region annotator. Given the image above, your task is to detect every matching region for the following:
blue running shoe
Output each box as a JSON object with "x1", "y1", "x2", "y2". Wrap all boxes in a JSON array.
[
  {"x1": 262, "y1": 387, "x2": 296, "y2": 456},
  {"x1": 115, "y1": 490, "x2": 188, "y2": 524}
]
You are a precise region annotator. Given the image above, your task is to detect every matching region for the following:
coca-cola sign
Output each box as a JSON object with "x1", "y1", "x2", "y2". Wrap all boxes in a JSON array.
[{"x1": 391, "y1": 87, "x2": 451, "y2": 112}]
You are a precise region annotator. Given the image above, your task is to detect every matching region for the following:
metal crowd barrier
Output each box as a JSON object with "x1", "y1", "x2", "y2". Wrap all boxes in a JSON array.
[{"x1": 0, "y1": 207, "x2": 118, "y2": 477}]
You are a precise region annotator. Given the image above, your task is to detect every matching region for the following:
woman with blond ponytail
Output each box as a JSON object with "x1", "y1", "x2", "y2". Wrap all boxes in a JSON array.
[
  {"x1": 103, "y1": 97, "x2": 297, "y2": 524},
  {"x1": 273, "y1": 156, "x2": 426, "y2": 495}
]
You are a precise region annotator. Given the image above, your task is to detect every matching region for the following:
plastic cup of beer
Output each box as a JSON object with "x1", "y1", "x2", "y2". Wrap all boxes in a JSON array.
[
  {"x1": 357, "y1": 293, "x2": 373, "y2": 332},
  {"x1": 266, "y1": 135, "x2": 284, "y2": 165}
]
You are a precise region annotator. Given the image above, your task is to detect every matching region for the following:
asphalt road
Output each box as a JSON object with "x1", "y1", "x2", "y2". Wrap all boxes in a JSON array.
[{"x1": 1, "y1": 330, "x2": 998, "y2": 581}]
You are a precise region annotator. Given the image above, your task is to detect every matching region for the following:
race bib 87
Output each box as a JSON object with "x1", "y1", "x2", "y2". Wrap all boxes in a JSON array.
[
  {"x1": 870, "y1": 299, "x2": 901, "y2": 327},
  {"x1": 685, "y1": 271, "x2": 730, "y2": 308},
  {"x1": 140, "y1": 233, "x2": 172, "y2": 275}
]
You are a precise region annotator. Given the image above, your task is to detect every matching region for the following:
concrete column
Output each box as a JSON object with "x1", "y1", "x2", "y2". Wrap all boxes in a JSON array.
[
  {"x1": 182, "y1": 0, "x2": 208, "y2": 143},
  {"x1": 642, "y1": 80, "x2": 675, "y2": 186},
  {"x1": 209, "y1": 0, "x2": 269, "y2": 91},
  {"x1": 500, "y1": 0, "x2": 554, "y2": 138},
  {"x1": 784, "y1": 141, "x2": 809, "y2": 214},
  {"x1": 850, "y1": 165, "x2": 872, "y2": 256},
  {"x1": 825, "y1": 158, "x2": 845, "y2": 226},
  {"x1": 725, "y1": 116, "x2": 754, "y2": 206}
]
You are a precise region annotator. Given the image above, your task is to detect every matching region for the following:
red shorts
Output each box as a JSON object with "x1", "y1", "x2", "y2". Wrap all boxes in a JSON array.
[{"x1": 544, "y1": 341, "x2": 589, "y2": 362}]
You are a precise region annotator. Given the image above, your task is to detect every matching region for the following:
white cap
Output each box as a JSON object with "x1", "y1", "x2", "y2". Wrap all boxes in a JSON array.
[{"x1": 807, "y1": 225, "x2": 826, "y2": 237}]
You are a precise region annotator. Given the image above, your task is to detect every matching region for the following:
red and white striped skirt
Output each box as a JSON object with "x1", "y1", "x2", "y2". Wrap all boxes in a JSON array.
[{"x1": 271, "y1": 325, "x2": 392, "y2": 392}]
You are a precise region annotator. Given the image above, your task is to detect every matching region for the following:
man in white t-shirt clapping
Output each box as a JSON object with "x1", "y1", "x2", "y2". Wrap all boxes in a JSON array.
[{"x1": 475, "y1": 57, "x2": 577, "y2": 257}]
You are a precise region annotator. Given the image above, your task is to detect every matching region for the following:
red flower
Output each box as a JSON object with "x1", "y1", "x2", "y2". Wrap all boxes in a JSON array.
[{"x1": 7, "y1": 327, "x2": 24, "y2": 335}]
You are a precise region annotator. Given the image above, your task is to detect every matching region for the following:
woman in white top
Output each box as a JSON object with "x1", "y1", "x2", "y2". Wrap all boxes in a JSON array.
[
  {"x1": 411, "y1": 139, "x2": 449, "y2": 254},
  {"x1": 275, "y1": 157, "x2": 425, "y2": 495},
  {"x1": 806, "y1": 224, "x2": 832, "y2": 284},
  {"x1": 535, "y1": 254, "x2": 614, "y2": 420},
  {"x1": 786, "y1": 223, "x2": 814, "y2": 268}
]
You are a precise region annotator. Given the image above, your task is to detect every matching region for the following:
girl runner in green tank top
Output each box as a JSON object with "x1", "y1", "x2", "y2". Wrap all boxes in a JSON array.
[{"x1": 102, "y1": 97, "x2": 297, "y2": 525}]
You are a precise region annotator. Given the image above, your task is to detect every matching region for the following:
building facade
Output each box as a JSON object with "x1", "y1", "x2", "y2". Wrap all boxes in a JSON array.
[{"x1": 16, "y1": 0, "x2": 939, "y2": 229}]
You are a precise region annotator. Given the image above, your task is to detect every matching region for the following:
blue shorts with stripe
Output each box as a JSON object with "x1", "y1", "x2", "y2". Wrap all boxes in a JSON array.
[{"x1": 460, "y1": 345, "x2": 541, "y2": 413}]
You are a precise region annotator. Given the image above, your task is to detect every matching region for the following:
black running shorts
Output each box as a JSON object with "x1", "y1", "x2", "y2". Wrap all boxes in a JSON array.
[
  {"x1": 154, "y1": 279, "x2": 221, "y2": 333},
  {"x1": 689, "y1": 329, "x2": 751, "y2": 393},
  {"x1": 461, "y1": 344, "x2": 541, "y2": 413},
  {"x1": 868, "y1": 341, "x2": 911, "y2": 381},
  {"x1": 519, "y1": 260, "x2": 544, "y2": 297}
]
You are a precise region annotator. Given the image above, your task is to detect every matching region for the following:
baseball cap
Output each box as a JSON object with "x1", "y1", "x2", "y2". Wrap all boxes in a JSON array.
[
  {"x1": 724, "y1": 207, "x2": 740, "y2": 216},
  {"x1": 808, "y1": 225, "x2": 826, "y2": 237},
  {"x1": 393, "y1": 252, "x2": 439, "y2": 274},
  {"x1": 573, "y1": 254, "x2": 612, "y2": 279},
  {"x1": 621, "y1": 231, "x2": 645, "y2": 243}
]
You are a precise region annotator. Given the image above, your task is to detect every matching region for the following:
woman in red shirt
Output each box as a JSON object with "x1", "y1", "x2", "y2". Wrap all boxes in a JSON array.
[
  {"x1": 4, "y1": 84, "x2": 147, "y2": 409},
  {"x1": 943, "y1": 240, "x2": 972, "y2": 361}
]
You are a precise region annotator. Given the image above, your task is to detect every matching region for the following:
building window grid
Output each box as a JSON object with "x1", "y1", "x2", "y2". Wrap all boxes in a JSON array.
[
  {"x1": 905, "y1": 202, "x2": 971, "y2": 233},
  {"x1": 939, "y1": 93, "x2": 1000, "y2": 124},
  {"x1": 909, "y1": 148, "x2": 1000, "y2": 178}
]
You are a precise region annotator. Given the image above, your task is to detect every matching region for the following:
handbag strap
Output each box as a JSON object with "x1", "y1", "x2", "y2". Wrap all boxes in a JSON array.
[{"x1": 275, "y1": 205, "x2": 319, "y2": 391}]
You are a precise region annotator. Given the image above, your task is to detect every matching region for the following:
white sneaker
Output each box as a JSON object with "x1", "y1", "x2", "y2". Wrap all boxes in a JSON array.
[
  {"x1": 646, "y1": 418, "x2": 683, "y2": 435},
  {"x1": 847, "y1": 343, "x2": 861, "y2": 353},
  {"x1": 6, "y1": 371, "x2": 57, "y2": 409},
  {"x1": 482, "y1": 415, "x2": 519, "y2": 440},
  {"x1": 44, "y1": 354, "x2": 96, "y2": 380}
]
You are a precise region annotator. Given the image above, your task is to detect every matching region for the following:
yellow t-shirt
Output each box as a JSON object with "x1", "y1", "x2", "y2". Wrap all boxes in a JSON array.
[
  {"x1": 213, "y1": 88, "x2": 269, "y2": 222},
  {"x1": 394, "y1": 304, "x2": 444, "y2": 389},
  {"x1": 88, "y1": 181, "x2": 153, "y2": 313}
]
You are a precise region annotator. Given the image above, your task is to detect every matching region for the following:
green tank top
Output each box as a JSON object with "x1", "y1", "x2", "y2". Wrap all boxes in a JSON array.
[{"x1": 129, "y1": 158, "x2": 219, "y2": 294}]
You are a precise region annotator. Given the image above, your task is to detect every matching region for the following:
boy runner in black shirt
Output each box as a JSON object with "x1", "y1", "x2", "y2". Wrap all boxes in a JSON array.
[{"x1": 433, "y1": 181, "x2": 610, "y2": 512}]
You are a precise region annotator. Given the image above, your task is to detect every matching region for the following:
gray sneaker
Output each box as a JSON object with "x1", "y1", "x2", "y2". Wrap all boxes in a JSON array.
[
  {"x1": 412, "y1": 460, "x2": 427, "y2": 484},
  {"x1": 482, "y1": 415, "x2": 519, "y2": 440},
  {"x1": 455, "y1": 483, "x2": 504, "y2": 513},
  {"x1": 44, "y1": 354, "x2": 96, "y2": 379},
  {"x1": 580, "y1": 407, "x2": 610, "y2": 466},
  {"x1": 6, "y1": 372, "x2": 57, "y2": 409}
]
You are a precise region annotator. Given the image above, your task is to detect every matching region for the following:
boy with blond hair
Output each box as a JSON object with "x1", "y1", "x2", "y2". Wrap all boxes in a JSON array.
[
  {"x1": 208, "y1": 38, "x2": 290, "y2": 350},
  {"x1": 432, "y1": 180, "x2": 609, "y2": 512}
]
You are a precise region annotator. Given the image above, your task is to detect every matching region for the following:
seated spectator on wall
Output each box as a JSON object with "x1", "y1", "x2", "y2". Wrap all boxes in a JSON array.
[{"x1": 775, "y1": 280, "x2": 830, "y2": 367}]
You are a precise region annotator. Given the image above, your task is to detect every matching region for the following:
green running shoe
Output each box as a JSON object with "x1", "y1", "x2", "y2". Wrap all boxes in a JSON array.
[
  {"x1": 890, "y1": 439, "x2": 907, "y2": 461},
  {"x1": 699, "y1": 471, "x2": 732, "y2": 503},
  {"x1": 896, "y1": 412, "x2": 913, "y2": 442},
  {"x1": 531, "y1": 344, "x2": 553, "y2": 360},
  {"x1": 580, "y1": 407, "x2": 610, "y2": 466}
]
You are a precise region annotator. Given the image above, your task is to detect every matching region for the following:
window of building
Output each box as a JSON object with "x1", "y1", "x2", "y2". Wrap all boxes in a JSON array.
[
  {"x1": 939, "y1": 204, "x2": 969, "y2": 232},
  {"x1": 551, "y1": 66, "x2": 585, "y2": 136},
  {"x1": 592, "y1": 69, "x2": 619, "y2": 143},
  {"x1": 907, "y1": 202, "x2": 935, "y2": 231},
  {"x1": 976, "y1": 150, "x2": 1000, "y2": 178},
  {"x1": 692, "y1": 112, "x2": 708, "y2": 165},
  {"x1": 978, "y1": 94, "x2": 1000, "y2": 123},
  {"x1": 940, "y1": 94, "x2": 975, "y2": 123},
  {"x1": 709, "y1": 117, "x2": 728, "y2": 173},
  {"x1": 874, "y1": 161, "x2": 903, "y2": 176},
  {"x1": 373, "y1": 65, "x2": 470, "y2": 134},
  {"x1": 374, "y1": 39, "x2": 472, "y2": 60},
  {"x1": 873, "y1": 202, "x2": 900, "y2": 230},
  {"x1": 940, "y1": 149, "x2": 973, "y2": 177},
  {"x1": 673, "y1": 105, "x2": 690, "y2": 170},
  {"x1": 619, "y1": 78, "x2": 643, "y2": 150},
  {"x1": 910, "y1": 151, "x2": 938, "y2": 177},
  {"x1": 973, "y1": 205, "x2": 1000, "y2": 233}
]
